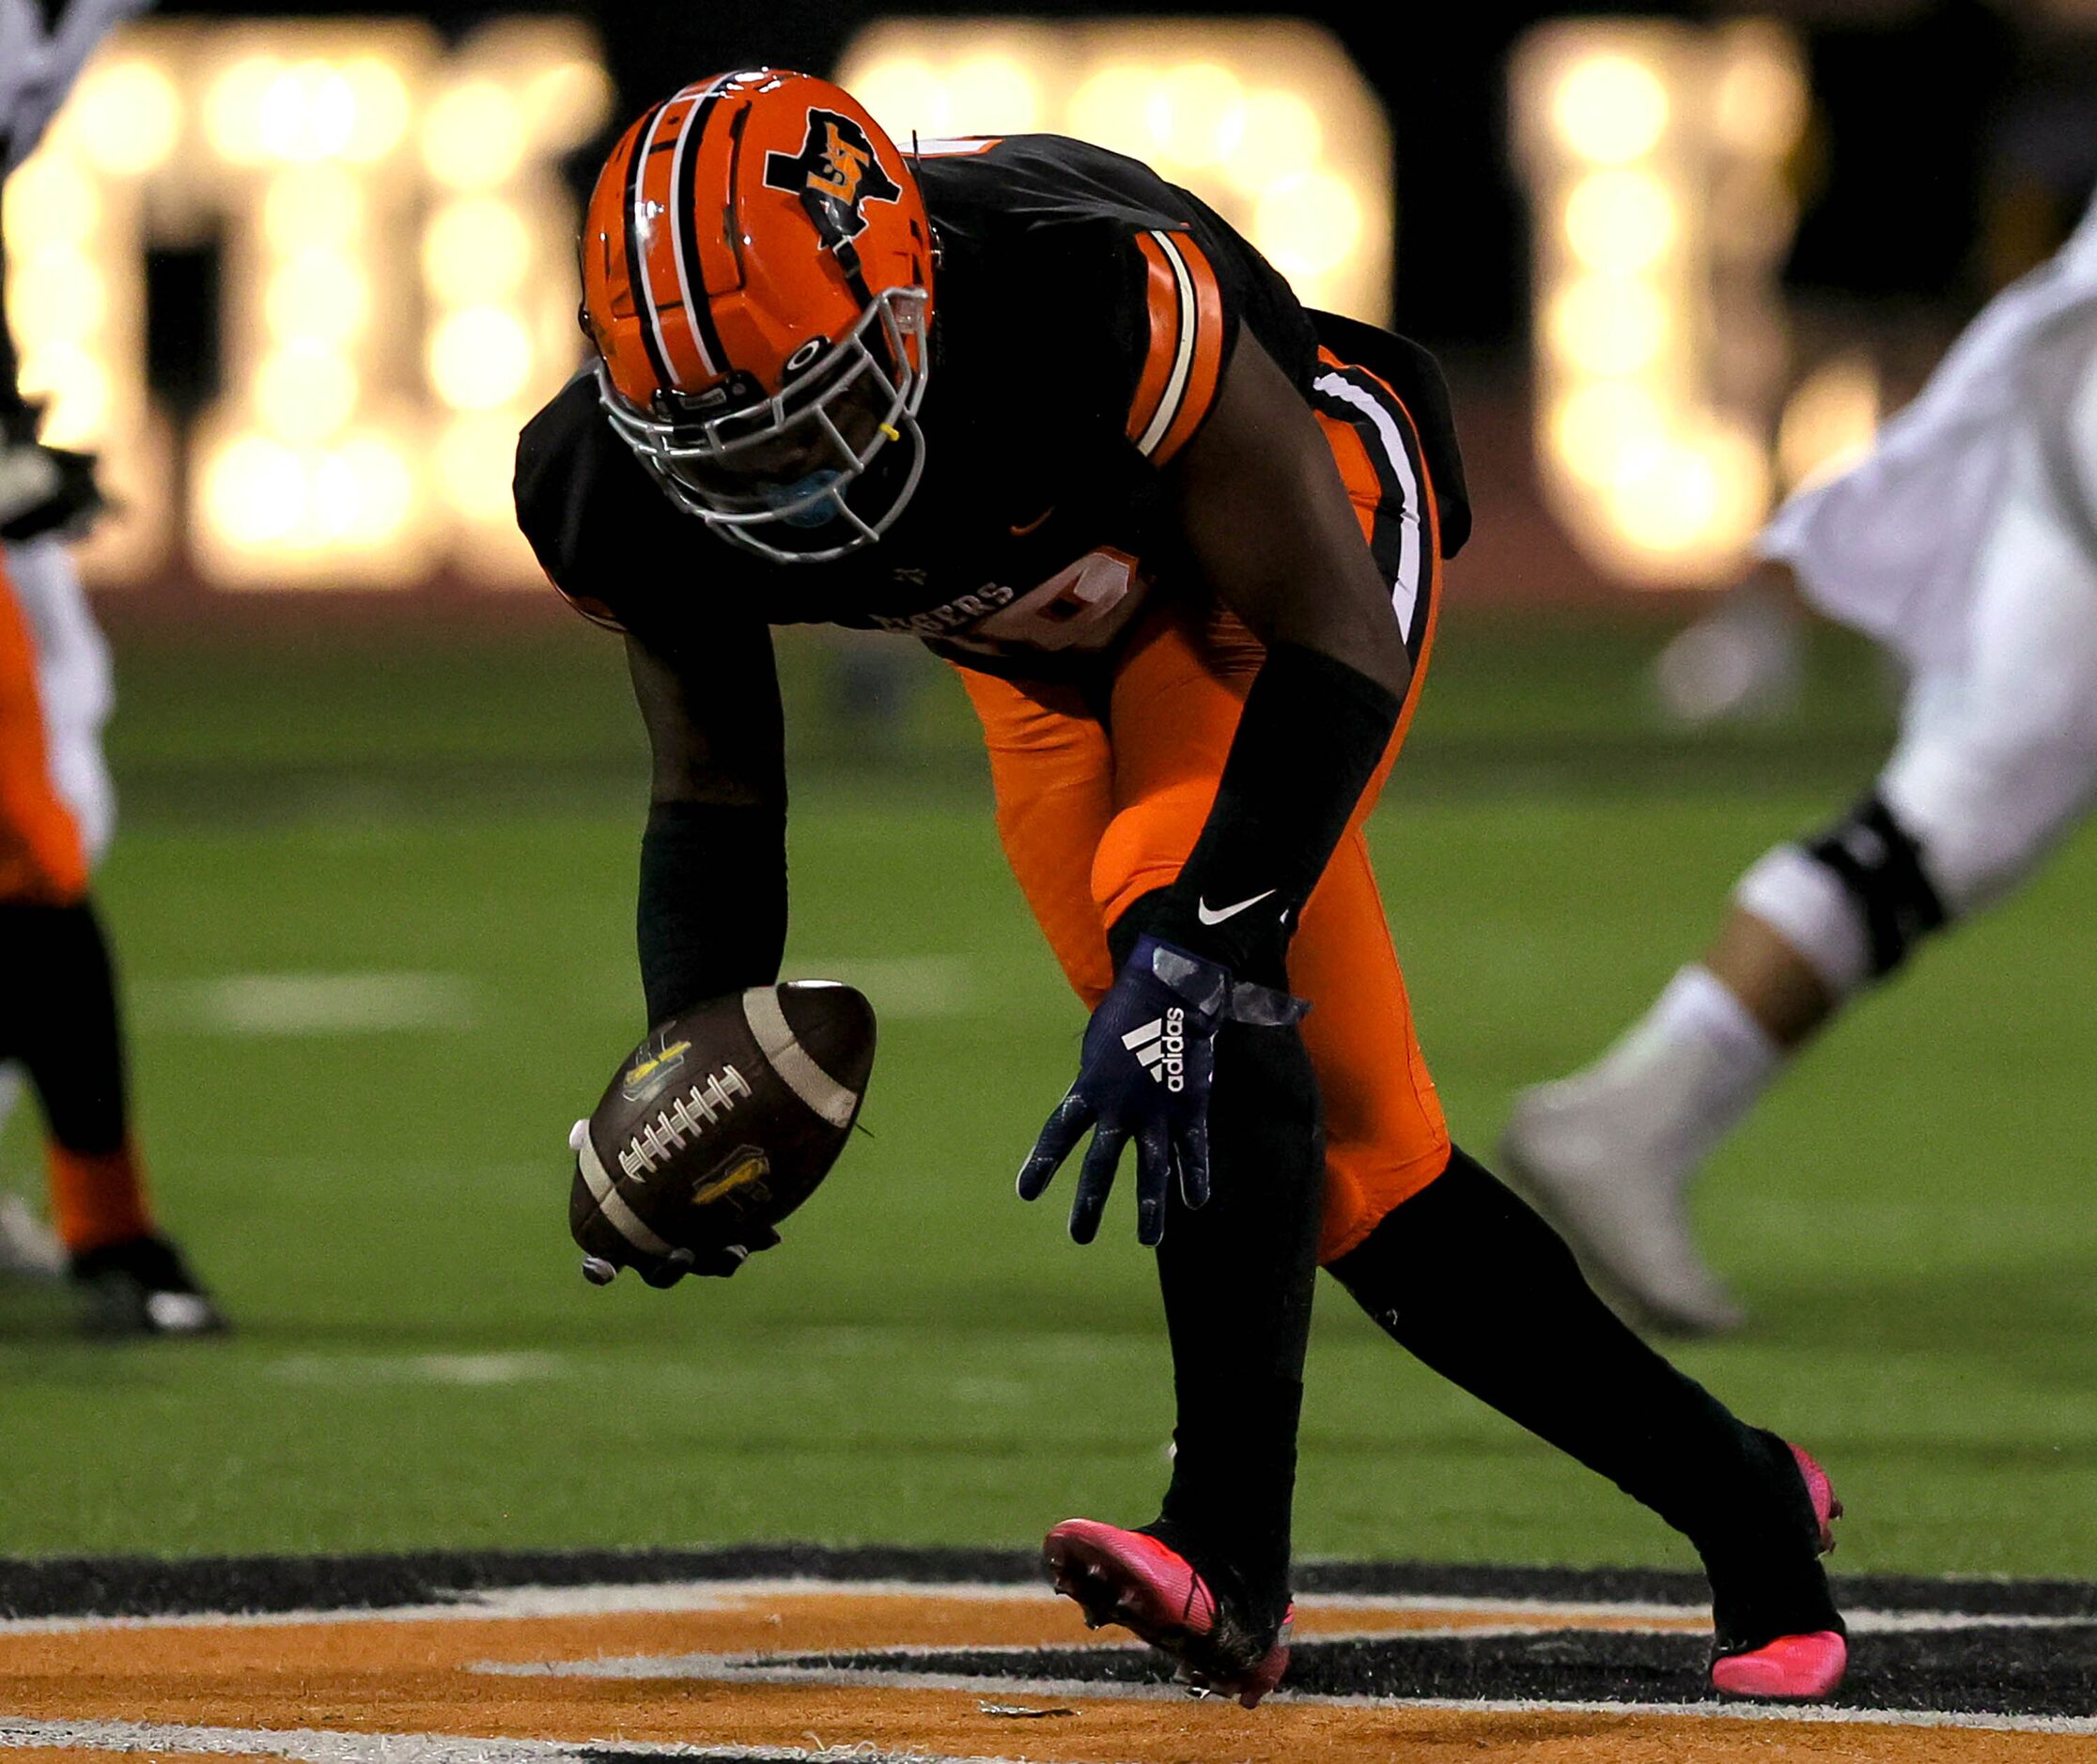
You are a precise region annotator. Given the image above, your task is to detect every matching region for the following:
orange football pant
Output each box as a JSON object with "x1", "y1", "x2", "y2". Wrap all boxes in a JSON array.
[
  {"x1": 0, "y1": 549, "x2": 153, "y2": 1251},
  {"x1": 960, "y1": 390, "x2": 1452, "y2": 1263},
  {"x1": 0, "y1": 549, "x2": 87, "y2": 905}
]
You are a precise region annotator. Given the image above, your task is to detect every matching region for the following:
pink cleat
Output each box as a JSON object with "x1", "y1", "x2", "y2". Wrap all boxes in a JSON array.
[
  {"x1": 1709, "y1": 1443, "x2": 1848, "y2": 1699},
  {"x1": 1042, "y1": 1519, "x2": 1291, "y2": 1709},
  {"x1": 1710, "y1": 1630, "x2": 1848, "y2": 1698}
]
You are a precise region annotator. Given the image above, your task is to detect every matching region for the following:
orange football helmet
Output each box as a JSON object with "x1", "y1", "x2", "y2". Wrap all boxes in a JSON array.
[{"x1": 580, "y1": 69, "x2": 936, "y2": 563}]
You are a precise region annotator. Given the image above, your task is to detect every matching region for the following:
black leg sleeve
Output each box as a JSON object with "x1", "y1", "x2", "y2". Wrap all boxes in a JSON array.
[
  {"x1": 1111, "y1": 900, "x2": 1323, "y2": 1633},
  {"x1": 0, "y1": 900, "x2": 132, "y2": 1154},
  {"x1": 1328, "y1": 1147, "x2": 1841, "y2": 1648}
]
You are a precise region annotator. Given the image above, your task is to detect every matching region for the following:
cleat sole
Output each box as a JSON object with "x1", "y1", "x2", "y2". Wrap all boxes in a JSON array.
[{"x1": 1041, "y1": 1519, "x2": 1289, "y2": 1709}]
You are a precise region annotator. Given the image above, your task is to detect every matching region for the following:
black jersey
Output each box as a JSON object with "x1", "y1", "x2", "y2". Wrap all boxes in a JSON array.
[{"x1": 516, "y1": 133, "x2": 1464, "y2": 678}]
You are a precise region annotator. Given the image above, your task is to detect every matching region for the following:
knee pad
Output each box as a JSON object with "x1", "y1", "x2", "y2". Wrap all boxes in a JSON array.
[{"x1": 1738, "y1": 796, "x2": 1947, "y2": 991}]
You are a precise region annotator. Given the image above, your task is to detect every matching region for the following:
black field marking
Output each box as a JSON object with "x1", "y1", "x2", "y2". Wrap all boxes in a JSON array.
[
  {"x1": 1, "y1": 1543, "x2": 2092, "y2": 1627},
  {"x1": 784, "y1": 1619, "x2": 2097, "y2": 1722},
  {"x1": 0, "y1": 1544, "x2": 1035, "y2": 1620}
]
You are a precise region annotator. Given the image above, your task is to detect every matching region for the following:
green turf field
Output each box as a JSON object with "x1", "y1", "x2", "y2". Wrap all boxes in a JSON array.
[{"x1": 0, "y1": 612, "x2": 2089, "y2": 1578}]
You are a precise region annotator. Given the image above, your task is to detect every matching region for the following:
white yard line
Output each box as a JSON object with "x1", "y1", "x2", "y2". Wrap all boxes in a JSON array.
[
  {"x1": 138, "y1": 974, "x2": 482, "y2": 1036},
  {"x1": 0, "y1": 1717, "x2": 1014, "y2": 1764},
  {"x1": 266, "y1": 1354, "x2": 571, "y2": 1388}
]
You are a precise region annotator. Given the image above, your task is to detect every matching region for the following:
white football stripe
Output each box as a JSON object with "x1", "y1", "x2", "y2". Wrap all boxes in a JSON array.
[
  {"x1": 574, "y1": 1132, "x2": 675, "y2": 1257},
  {"x1": 741, "y1": 988, "x2": 859, "y2": 1129}
]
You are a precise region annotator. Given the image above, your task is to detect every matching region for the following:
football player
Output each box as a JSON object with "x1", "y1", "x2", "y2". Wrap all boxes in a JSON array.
[
  {"x1": 518, "y1": 71, "x2": 1845, "y2": 1704},
  {"x1": 0, "y1": 0, "x2": 225, "y2": 1334},
  {"x1": 1505, "y1": 192, "x2": 2097, "y2": 1337}
]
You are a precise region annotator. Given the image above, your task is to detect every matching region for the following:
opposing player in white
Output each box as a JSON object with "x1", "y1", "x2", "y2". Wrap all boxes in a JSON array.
[{"x1": 1503, "y1": 194, "x2": 2097, "y2": 1334}]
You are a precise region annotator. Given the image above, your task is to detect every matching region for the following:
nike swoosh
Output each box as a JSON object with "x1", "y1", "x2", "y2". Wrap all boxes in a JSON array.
[
  {"x1": 1197, "y1": 889, "x2": 1277, "y2": 926},
  {"x1": 1009, "y1": 505, "x2": 1054, "y2": 536}
]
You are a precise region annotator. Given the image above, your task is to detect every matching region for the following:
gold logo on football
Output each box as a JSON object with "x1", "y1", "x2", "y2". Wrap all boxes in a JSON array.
[
  {"x1": 624, "y1": 1040, "x2": 691, "y2": 1091},
  {"x1": 691, "y1": 1147, "x2": 772, "y2": 1212}
]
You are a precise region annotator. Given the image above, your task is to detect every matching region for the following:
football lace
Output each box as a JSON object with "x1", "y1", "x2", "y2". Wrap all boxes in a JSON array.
[{"x1": 619, "y1": 1065, "x2": 753, "y2": 1178}]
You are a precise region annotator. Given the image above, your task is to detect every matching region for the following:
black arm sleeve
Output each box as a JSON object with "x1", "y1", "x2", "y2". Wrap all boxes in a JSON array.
[
  {"x1": 1134, "y1": 642, "x2": 1399, "y2": 984},
  {"x1": 638, "y1": 799, "x2": 788, "y2": 1024}
]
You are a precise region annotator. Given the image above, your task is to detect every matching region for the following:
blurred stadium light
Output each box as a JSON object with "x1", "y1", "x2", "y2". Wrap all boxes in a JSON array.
[
  {"x1": 3, "y1": 13, "x2": 1930, "y2": 601},
  {"x1": 1512, "y1": 19, "x2": 1876, "y2": 589},
  {"x1": 836, "y1": 20, "x2": 1390, "y2": 327},
  {"x1": 5, "y1": 48, "x2": 168, "y2": 582},
  {"x1": 4, "y1": 19, "x2": 607, "y2": 590}
]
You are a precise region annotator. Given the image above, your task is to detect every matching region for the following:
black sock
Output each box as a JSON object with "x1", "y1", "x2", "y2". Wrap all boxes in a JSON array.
[
  {"x1": 1328, "y1": 1147, "x2": 1841, "y2": 1648},
  {"x1": 0, "y1": 899, "x2": 132, "y2": 1153},
  {"x1": 1111, "y1": 904, "x2": 1321, "y2": 1635}
]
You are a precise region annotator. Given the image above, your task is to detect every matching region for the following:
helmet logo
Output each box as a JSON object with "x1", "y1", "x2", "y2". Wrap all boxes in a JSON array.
[
  {"x1": 784, "y1": 338, "x2": 827, "y2": 374},
  {"x1": 764, "y1": 108, "x2": 901, "y2": 243}
]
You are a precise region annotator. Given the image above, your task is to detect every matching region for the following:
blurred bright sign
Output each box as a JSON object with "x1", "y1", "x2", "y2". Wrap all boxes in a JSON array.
[
  {"x1": 836, "y1": 20, "x2": 1391, "y2": 327},
  {"x1": 7, "y1": 16, "x2": 1879, "y2": 596},
  {"x1": 1513, "y1": 18, "x2": 1876, "y2": 588},
  {"x1": 3, "y1": 19, "x2": 609, "y2": 588}
]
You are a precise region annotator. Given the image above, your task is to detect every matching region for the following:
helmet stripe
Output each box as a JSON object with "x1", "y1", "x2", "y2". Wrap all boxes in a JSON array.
[
  {"x1": 620, "y1": 99, "x2": 676, "y2": 398},
  {"x1": 668, "y1": 85, "x2": 733, "y2": 382},
  {"x1": 634, "y1": 95, "x2": 698, "y2": 388}
]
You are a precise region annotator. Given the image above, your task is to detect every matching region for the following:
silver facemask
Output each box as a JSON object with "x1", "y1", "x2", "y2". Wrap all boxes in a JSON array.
[{"x1": 596, "y1": 286, "x2": 931, "y2": 565}]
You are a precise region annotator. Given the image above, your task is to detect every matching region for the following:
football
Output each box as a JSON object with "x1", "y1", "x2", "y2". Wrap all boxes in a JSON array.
[{"x1": 569, "y1": 981, "x2": 877, "y2": 1274}]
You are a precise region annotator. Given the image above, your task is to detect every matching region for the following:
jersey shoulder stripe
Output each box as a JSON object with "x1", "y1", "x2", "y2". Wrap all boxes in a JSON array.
[{"x1": 1126, "y1": 228, "x2": 1226, "y2": 468}]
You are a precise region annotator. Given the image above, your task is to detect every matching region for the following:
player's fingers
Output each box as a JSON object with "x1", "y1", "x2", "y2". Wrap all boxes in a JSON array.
[
  {"x1": 1068, "y1": 1124, "x2": 1128, "y2": 1245},
  {"x1": 1017, "y1": 1091, "x2": 1094, "y2": 1201},
  {"x1": 638, "y1": 1246, "x2": 696, "y2": 1289},
  {"x1": 1174, "y1": 1112, "x2": 1213, "y2": 1212},
  {"x1": 1134, "y1": 1123, "x2": 1172, "y2": 1246},
  {"x1": 685, "y1": 1244, "x2": 752, "y2": 1278}
]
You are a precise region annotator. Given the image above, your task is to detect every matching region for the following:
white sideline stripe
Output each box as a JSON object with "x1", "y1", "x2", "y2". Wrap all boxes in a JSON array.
[
  {"x1": 575, "y1": 1132, "x2": 675, "y2": 1258},
  {"x1": 7, "y1": 1701, "x2": 2094, "y2": 1756},
  {"x1": 0, "y1": 1719, "x2": 1012, "y2": 1764},
  {"x1": 1313, "y1": 367, "x2": 1422, "y2": 638},
  {"x1": 741, "y1": 989, "x2": 858, "y2": 1128}
]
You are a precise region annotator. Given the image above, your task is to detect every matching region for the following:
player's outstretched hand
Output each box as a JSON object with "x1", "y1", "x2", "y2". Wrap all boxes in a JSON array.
[
  {"x1": 1017, "y1": 936, "x2": 1304, "y2": 1246},
  {"x1": 567, "y1": 1121, "x2": 779, "y2": 1288}
]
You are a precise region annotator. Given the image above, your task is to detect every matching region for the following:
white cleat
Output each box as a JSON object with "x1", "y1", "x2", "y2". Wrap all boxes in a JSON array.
[{"x1": 1500, "y1": 1078, "x2": 1748, "y2": 1337}]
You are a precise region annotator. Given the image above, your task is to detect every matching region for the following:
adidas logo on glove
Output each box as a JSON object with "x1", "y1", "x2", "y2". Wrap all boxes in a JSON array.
[{"x1": 1122, "y1": 1008, "x2": 1187, "y2": 1092}]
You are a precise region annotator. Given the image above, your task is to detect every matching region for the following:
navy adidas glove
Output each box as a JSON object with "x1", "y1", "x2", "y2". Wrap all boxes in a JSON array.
[{"x1": 1017, "y1": 935, "x2": 1306, "y2": 1246}]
